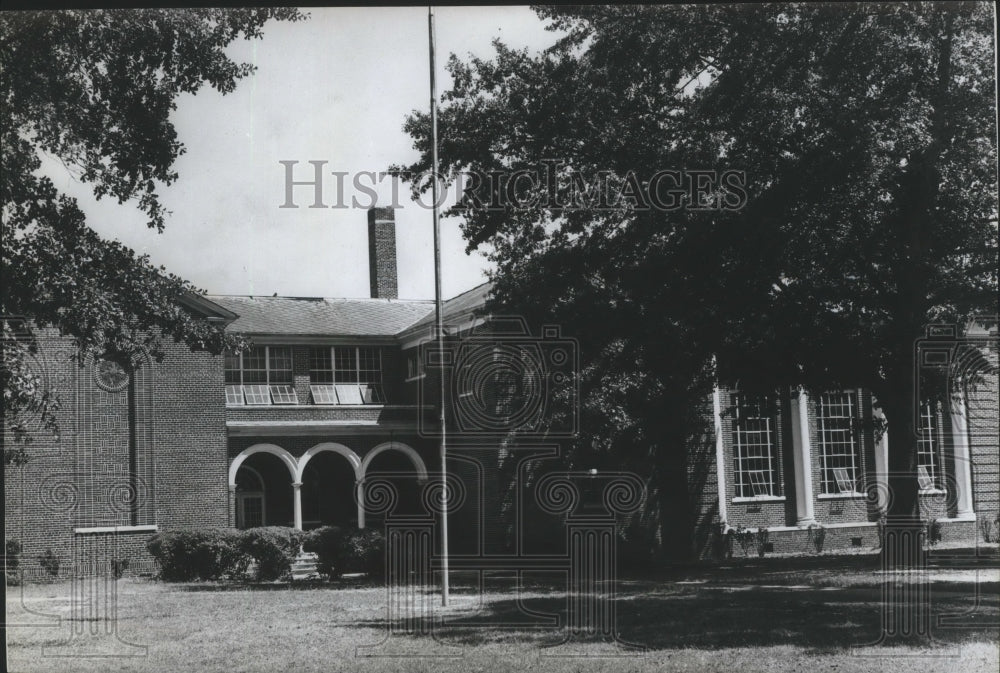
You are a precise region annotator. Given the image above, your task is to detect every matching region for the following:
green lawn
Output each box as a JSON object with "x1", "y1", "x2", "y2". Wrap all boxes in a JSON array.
[{"x1": 6, "y1": 563, "x2": 999, "y2": 673}]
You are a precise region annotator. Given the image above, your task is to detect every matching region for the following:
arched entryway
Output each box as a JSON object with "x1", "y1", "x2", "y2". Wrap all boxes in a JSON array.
[
  {"x1": 230, "y1": 444, "x2": 297, "y2": 529},
  {"x1": 297, "y1": 443, "x2": 363, "y2": 530},
  {"x1": 229, "y1": 441, "x2": 429, "y2": 531},
  {"x1": 361, "y1": 442, "x2": 429, "y2": 524}
]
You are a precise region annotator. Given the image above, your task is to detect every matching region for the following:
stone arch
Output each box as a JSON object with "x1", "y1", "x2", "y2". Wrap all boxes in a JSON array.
[
  {"x1": 361, "y1": 441, "x2": 429, "y2": 482},
  {"x1": 229, "y1": 444, "x2": 298, "y2": 489},
  {"x1": 296, "y1": 442, "x2": 363, "y2": 483}
]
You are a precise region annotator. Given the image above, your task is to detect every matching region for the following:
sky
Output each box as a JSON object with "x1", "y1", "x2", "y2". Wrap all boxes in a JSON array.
[{"x1": 41, "y1": 6, "x2": 562, "y2": 301}]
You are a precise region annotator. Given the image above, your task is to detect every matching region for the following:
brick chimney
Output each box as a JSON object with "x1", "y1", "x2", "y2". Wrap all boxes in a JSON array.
[{"x1": 367, "y1": 207, "x2": 398, "y2": 299}]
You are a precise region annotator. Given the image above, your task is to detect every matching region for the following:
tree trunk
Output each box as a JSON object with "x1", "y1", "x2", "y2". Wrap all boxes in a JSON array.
[
  {"x1": 881, "y1": 379, "x2": 924, "y2": 566},
  {"x1": 653, "y1": 396, "x2": 697, "y2": 563}
]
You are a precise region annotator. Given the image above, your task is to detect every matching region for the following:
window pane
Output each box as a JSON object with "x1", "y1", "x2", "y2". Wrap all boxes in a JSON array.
[
  {"x1": 243, "y1": 347, "x2": 268, "y2": 384},
  {"x1": 310, "y1": 384, "x2": 338, "y2": 404},
  {"x1": 334, "y1": 348, "x2": 359, "y2": 383},
  {"x1": 225, "y1": 385, "x2": 244, "y2": 406},
  {"x1": 335, "y1": 384, "x2": 363, "y2": 404},
  {"x1": 309, "y1": 347, "x2": 333, "y2": 384},
  {"x1": 818, "y1": 392, "x2": 860, "y2": 493},
  {"x1": 360, "y1": 383, "x2": 384, "y2": 404},
  {"x1": 732, "y1": 394, "x2": 779, "y2": 498},
  {"x1": 357, "y1": 347, "x2": 382, "y2": 384},
  {"x1": 268, "y1": 347, "x2": 293, "y2": 384},
  {"x1": 269, "y1": 384, "x2": 298, "y2": 404},
  {"x1": 243, "y1": 384, "x2": 271, "y2": 405},
  {"x1": 917, "y1": 401, "x2": 940, "y2": 489},
  {"x1": 224, "y1": 351, "x2": 242, "y2": 385}
]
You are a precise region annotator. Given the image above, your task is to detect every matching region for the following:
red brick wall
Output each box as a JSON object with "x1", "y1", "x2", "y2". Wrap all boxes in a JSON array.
[
  {"x1": 690, "y1": 377, "x2": 999, "y2": 559},
  {"x1": 4, "y1": 328, "x2": 229, "y2": 577},
  {"x1": 968, "y1": 349, "x2": 999, "y2": 525}
]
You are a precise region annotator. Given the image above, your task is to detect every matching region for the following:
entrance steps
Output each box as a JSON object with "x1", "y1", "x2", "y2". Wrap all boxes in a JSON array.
[{"x1": 290, "y1": 551, "x2": 320, "y2": 580}]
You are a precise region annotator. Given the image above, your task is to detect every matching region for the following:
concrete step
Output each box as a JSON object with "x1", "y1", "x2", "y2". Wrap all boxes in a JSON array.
[{"x1": 290, "y1": 551, "x2": 319, "y2": 580}]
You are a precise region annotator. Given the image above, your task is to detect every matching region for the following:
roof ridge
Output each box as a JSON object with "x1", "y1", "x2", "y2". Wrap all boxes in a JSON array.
[{"x1": 205, "y1": 294, "x2": 435, "y2": 304}]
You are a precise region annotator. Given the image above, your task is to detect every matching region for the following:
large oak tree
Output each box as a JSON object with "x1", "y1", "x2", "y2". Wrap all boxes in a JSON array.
[
  {"x1": 397, "y1": 4, "x2": 997, "y2": 562},
  {"x1": 1, "y1": 8, "x2": 303, "y2": 463}
]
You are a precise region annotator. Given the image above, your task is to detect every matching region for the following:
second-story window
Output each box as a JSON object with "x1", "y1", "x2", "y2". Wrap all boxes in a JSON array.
[
  {"x1": 309, "y1": 346, "x2": 384, "y2": 404},
  {"x1": 225, "y1": 346, "x2": 297, "y2": 405}
]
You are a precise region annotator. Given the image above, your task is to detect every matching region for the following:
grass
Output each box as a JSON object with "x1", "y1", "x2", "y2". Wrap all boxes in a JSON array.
[{"x1": 5, "y1": 560, "x2": 999, "y2": 673}]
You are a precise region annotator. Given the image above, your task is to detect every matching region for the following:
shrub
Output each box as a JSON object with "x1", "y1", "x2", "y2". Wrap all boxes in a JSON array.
[
  {"x1": 721, "y1": 526, "x2": 735, "y2": 560},
  {"x1": 38, "y1": 550, "x2": 60, "y2": 578},
  {"x1": 755, "y1": 527, "x2": 770, "y2": 558},
  {"x1": 980, "y1": 514, "x2": 999, "y2": 544},
  {"x1": 6, "y1": 540, "x2": 22, "y2": 584},
  {"x1": 341, "y1": 529, "x2": 385, "y2": 579},
  {"x1": 809, "y1": 523, "x2": 827, "y2": 554},
  {"x1": 238, "y1": 527, "x2": 304, "y2": 581},
  {"x1": 302, "y1": 526, "x2": 346, "y2": 578},
  {"x1": 732, "y1": 526, "x2": 755, "y2": 557},
  {"x1": 303, "y1": 526, "x2": 385, "y2": 580},
  {"x1": 924, "y1": 519, "x2": 943, "y2": 547},
  {"x1": 617, "y1": 529, "x2": 659, "y2": 573},
  {"x1": 146, "y1": 529, "x2": 249, "y2": 581},
  {"x1": 111, "y1": 559, "x2": 130, "y2": 579}
]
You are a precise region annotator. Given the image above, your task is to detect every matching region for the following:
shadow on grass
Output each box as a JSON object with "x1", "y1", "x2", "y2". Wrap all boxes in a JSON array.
[
  {"x1": 354, "y1": 577, "x2": 1000, "y2": 652},
  {"x1": 172, "y1": 577, "x2": 382, "y2": 591}
]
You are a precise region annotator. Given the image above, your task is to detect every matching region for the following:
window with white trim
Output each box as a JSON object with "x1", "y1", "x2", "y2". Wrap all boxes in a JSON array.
[
  {"x1": 732, "y1": 394, "x2": 781, "y2": 498},
  {"x1": 917, "y1": 400, "x2": 943, "y2": 490},
  {"x1": 308, "y1": 346, "x2": 384, "y2": 404},
  {"x1": 225, "y1": 346, "x2": 297, "y2": 405},
  {"x1": 817, "y1": 392, "x2": 863, "y2": 494}
]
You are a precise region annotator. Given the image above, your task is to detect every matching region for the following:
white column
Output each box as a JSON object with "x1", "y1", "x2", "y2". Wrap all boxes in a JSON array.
[
  {"x1": 950, "y1": 388, "x2": 976, "y2": 520},
  {"x1": 873, "y1": 409, "x2": 890, "y2": 513},
  {"x1": 292, "y1": 481, "x2": 303, "y2": 531},
  {"x1": 790, "y1": 387, "x2": 817, "y2": 526},
  {"x1": 356, "y1": 481, "x2": 366, "y2": 530},
  {"x1": 712, "y1": 387, "x2": 728, "y2": 529}
]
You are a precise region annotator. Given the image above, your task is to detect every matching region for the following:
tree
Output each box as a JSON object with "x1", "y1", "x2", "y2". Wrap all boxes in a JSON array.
[
  {"x1": 396, "y1": 4, "x2": 997, "y2": 562},
  {"x1": 1, "y1": 8, "x2": 304, "y2": 463}
]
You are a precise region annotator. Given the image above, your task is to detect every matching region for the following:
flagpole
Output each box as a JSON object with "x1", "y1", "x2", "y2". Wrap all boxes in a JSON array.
[{"x1": 428, "y1": 4, "x2": 450, "y2": 607}]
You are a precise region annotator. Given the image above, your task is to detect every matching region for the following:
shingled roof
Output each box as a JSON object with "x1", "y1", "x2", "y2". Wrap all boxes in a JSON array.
[
  {"x1": 399, "y1": 281, "x2": 493, "y2": 337},
  {"x1": 207, "y1": 295, "x2": 435, "y2": 337}
]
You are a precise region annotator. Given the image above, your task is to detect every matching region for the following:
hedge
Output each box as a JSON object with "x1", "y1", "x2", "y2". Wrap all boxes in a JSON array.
[
  {"x1": 239, "y1": 527, "x2": 304, "y2": 581},
  {"x1": 147, "y1": 527, "x2": 304, "y2": 582},
  {"x1": 147, "y1": 526, "x2": 383, "y2": 582},
  {"x1": 146, "y1": 529, "x2": 249, "y2": 582},
  {"x1": 303, "y1": 526, "x2": 385, "y2": 580}
]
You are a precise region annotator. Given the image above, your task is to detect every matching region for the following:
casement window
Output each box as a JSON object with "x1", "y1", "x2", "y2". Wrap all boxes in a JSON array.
[
  {"x1": 732, "y1": 394, "x2": 781, "y2": 498},
  {"x1": 917, "y1": 401, "x2": 943, "y2": 491},
  {"x1": 817, "y1": 392, "x2": 863, "y2": 494},
  {"x1": 225, "y1": 346, "x2": 297, "y2": 405},
  {"x1": 308, "y1": 346, "x2": 384, "y2": 405}
]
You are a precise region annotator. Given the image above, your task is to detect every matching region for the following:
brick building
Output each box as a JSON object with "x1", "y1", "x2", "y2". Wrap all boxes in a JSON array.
[{"x1": 4, "y1": 207, "x2": 998, "y2": 576}]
